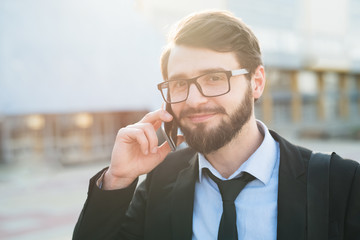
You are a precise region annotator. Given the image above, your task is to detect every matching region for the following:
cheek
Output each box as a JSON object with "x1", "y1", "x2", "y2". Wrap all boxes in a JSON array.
[
  {"x1": 170, "y1": 103, "x2": 182, "y2": 118},
  {"x1": 228, "y1": 82, "x2": 251, "y2": 101},
  {"x1": 220, "y1": 92, "x2": 245, "y2": 113}
]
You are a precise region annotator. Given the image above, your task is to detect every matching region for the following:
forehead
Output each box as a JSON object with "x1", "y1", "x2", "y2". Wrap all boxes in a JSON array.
[{"x1": 167, "y1": 45, "x2": 240, "y2": 80}]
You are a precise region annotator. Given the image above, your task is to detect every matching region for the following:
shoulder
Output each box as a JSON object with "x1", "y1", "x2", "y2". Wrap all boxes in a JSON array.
[
  {"x1": 270, "y1": 129, "x2": 358, "y2": 167},
  {"x1": 329, "y1": 153, "x2": 359, "y2": 187},
  {"x1": 270, "y1": 130, "x2": 359, "y2": 181},
  {"x1": 330, "y1": 152, "x2": 359, "y2": 171}
]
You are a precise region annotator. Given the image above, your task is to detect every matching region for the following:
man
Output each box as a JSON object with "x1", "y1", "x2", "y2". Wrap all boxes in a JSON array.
[{"x1": 73, "y1": 10, "x2": 360, "y2": 240}]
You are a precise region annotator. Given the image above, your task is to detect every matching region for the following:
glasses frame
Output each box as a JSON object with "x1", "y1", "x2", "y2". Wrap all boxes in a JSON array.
[{"x1": 157, "y1": 68, "x2": 249, "y2": 104}]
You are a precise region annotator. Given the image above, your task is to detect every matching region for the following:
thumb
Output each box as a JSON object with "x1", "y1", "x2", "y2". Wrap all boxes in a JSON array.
[
  {"x1": 157, "y1": 141, "x2": 173, "y2": 160},
  {"x1": 157, "y1": 134, "x2": 185, "y2": 159}
]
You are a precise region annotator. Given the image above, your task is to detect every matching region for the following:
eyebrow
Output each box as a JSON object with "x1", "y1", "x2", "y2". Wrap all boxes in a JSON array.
[{"x1": 168, "y1": 67, "x2": 228, "y2": 81}]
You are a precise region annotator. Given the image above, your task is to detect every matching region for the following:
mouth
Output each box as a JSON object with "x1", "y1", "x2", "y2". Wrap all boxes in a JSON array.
[
  {"x1": 178, "y1": 106, "x2": 226, "y2": 125},
  {"x1": 186, "y1": 112, "x2": 217, "y2": 123}
]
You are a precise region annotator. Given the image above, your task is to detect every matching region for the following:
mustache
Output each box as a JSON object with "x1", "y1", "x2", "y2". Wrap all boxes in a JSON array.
[{"x1": 179, "y1": 106, "x2": 226, "y2": 118}]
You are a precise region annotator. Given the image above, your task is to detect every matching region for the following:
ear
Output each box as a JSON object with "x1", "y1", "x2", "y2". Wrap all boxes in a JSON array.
[{"x1": 251, "y1": 65, "x2": 266, "y2": 100}]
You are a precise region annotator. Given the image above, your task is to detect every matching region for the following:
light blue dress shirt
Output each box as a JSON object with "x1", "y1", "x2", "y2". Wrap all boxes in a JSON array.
[{"x1": 192, "y1": 120, "x2": 280, "y2": 240}]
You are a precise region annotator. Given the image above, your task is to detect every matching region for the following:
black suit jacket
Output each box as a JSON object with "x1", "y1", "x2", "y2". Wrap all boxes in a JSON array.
[{"x1": 73, "y1": 131, "x2": 360, "y2": 240}]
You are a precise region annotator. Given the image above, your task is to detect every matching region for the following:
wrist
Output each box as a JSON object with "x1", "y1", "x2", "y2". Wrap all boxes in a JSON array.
[{"x1": 102, "y1": 170, "x2": 136, "y2": 190}]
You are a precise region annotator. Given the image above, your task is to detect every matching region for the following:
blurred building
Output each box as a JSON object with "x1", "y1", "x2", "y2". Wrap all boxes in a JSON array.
[
  {"x1": 1, "y1": 0, "x2": 359, "y2": 165},
  {"x1": 138, "y1": 0, "x2": 360, "y2": 135},
  {"x1": 0, "y1": 111, "x2": 147, "y2": 165},
  {"x1": 0, "y1": 0, "x2": 163, "y2": 164}
]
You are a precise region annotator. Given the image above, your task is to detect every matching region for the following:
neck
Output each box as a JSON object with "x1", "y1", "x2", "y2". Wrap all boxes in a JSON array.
[{"x1": 205, "y1": 117, "x2": 264, "y2": 179}]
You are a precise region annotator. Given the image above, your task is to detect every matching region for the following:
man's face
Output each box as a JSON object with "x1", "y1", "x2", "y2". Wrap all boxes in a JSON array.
[{"x1": 167, "y1": 45, "x2": 254, "y2": 154}]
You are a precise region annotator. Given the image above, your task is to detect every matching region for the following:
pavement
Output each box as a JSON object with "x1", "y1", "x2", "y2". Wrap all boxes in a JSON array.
[
  {"x1": 0, "y1": 138, "x2": 359, "y2": 240},
  {"x1": 0, "y1": 160, "x2": 108, "y2": 240}
]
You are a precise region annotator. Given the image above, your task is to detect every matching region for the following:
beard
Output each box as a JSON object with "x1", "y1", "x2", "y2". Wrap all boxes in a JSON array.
[{"x1": 175, "y1": 84, "x2": 253, "y2": 155}]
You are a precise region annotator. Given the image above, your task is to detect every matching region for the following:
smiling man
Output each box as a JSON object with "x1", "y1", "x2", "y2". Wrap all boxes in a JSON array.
[{"x1": 73, "y1": 10, "x2": 360, "y2": 240}]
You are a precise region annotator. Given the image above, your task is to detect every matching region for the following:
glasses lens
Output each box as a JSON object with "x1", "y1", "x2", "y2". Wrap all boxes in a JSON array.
[
  {"x1": 160, "y1": 72, "x2": 230, "y2": 103},
  {"x1": 198, "y1": 72, "x2": 229, "y2": 96},
  {"x1": 165, "y1": 80, "x2": 188, "y2": 103},
  {"x1": 160, "y1": 80, "x2": 188, "y2": 103}
]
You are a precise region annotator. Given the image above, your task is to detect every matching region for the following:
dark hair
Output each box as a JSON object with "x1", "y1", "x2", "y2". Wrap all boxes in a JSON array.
[{"x1": 160, "y1": 10, "x2": 263, "y2": 80}]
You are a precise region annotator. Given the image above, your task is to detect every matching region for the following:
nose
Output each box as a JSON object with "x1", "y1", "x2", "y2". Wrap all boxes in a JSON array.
[{"x1": 186, "y1": 83, "x2": 208, "y2": 107}]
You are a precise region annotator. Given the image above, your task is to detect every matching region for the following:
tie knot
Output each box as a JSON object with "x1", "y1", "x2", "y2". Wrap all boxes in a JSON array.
[{"x1": 205, "y1": 169, "x2": 255, "y2": 202}]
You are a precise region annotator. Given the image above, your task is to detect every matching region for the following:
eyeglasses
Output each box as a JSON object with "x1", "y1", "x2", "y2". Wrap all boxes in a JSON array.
[{"x1": 157, "y1": 69, "x2": 249, "y2": 104}]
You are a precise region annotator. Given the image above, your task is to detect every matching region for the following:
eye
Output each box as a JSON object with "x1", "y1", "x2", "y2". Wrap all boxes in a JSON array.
[
  {"x1": 176, "y1": 80, "x2": 187, "y2": 87},
  {"x1": 177, "y1": 80, "x2": 187, "y2": 87},
  {"x1": 210, "y1": 75, "x2": 221, "y2": 81},
  {"x1": 170, "y1": 80, "x2": 187, "y2": 89},
  {"x1": 204, "y1": 73, "x2": 226, "y2": 82}
]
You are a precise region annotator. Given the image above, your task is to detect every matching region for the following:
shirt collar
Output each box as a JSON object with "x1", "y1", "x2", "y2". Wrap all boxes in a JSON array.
[{"x1": 198, "y1": 120, "x2": 279, "y2": 185}]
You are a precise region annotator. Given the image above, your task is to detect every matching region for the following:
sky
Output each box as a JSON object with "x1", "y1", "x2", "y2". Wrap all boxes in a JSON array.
[
  {"x1": 0, "y1": 0, "x2": 165, "y2": 115},
  {"x1": 0, "y1": 0, "x2": 359, "y2": 115}
]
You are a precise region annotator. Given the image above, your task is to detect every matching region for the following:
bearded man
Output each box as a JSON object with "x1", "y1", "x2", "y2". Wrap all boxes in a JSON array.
[{"x1": 73, "y1": 10, "x2": 360, "y2": 240}]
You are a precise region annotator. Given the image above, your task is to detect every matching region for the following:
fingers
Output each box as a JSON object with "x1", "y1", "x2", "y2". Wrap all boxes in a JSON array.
[
  {"x1": 118, "y1": 127, "x2": 151, "y2": 155},
  {"x1": 117, "y1": 109, "x2": 174, "y2": 155},
  {"x1": 157, "y1": 135, "x2": 185, "y2": 159},
  {"x1": 152, "y1": 119, "x2": 162, "y2": 131},
  {"x1": 140, "y1": 109, "x2": 173, "y2": 126},
  {"x1": 128, "y1": 123, "x2": 159, "y2": 154}
]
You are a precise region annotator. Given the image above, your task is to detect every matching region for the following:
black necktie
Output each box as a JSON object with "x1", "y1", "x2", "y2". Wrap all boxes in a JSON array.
[{"x1": 205, "y1": 169, "x2": 255, "y2": 240}]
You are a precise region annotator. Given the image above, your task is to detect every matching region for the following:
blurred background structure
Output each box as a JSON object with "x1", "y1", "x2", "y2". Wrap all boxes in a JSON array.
[
  {"x1": 0, "y1": 0, "x2": 359, "y2": 239},
  {"x1": 1, "y1": 0, "x2": 359, "y2": 166}
]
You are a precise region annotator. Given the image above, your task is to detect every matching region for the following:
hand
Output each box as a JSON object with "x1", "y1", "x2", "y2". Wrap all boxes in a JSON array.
[{"x1": 103, "y1": 109, "x2": 183, "y2": 190}]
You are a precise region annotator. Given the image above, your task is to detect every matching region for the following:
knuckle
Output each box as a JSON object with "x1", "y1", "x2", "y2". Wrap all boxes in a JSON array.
[
  {"x1": 143, "y1": 122, "x2": 155, "y2": 131},
  {"x1": 117, "y1": 127, "x2": 126, "y2": 136},
  {"x1": 140, "y1": 110, "x2": 161, "y2": 122},
  {"x1": 141, "y1": 112, "x2": 153, "y2": 120},
  {"x1": 132, "y1": 128, "x2": 144, "y2": 136},
  {"x1": 132, "y1": 122, "x2": 154, "y2": 133},
  {"x1": 117, "y1": 126, "x2": 143, "y2": 138}
]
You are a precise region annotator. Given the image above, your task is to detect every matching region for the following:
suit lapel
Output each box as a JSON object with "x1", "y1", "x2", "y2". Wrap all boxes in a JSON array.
[
  {"x1": 270, "y1": 131, "x2": 309, "y2": 240},
  {"x1": 168, "y1": 131, "x2": 310, "y2": 240},
  {"x1": 171, "y1": 153, "x2": 199, "y2": 240}
]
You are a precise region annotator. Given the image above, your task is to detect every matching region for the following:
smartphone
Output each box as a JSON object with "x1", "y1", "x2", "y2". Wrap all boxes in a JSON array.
[
  {"x1": 161, "y1": 121, "x2": 176, "y2": 151},
  {"x1": 160, "y1": 103, "x2": 178, "y2": 151}
]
